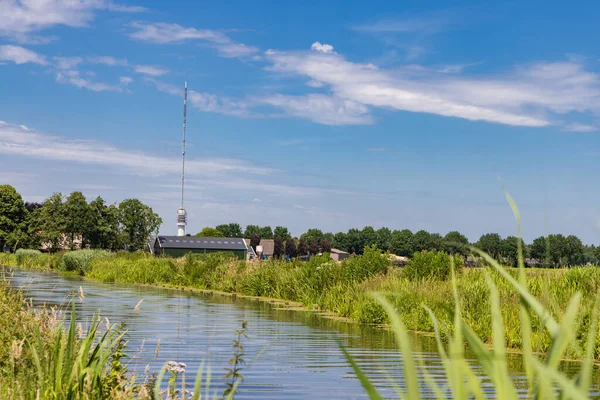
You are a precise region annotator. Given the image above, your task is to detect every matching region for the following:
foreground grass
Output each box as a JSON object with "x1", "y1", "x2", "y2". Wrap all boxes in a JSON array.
[{"x1": 0, "y1": 274, "x2": 243, "y2": 400}]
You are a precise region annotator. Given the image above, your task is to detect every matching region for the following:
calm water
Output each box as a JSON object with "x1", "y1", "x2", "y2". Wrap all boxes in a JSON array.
[{"x1": 3, "y1": 267, "x2": 598, "y2": 399}]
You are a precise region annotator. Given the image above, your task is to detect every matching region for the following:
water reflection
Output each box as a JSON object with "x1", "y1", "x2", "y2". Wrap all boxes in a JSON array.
[{"x1": 4, "y1": 268, "x2": 600, "y2": 399}]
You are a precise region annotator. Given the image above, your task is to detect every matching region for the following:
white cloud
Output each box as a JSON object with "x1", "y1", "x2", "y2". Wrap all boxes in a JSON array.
[
  {"x1": 0, "y1": 0, "x2": 147, "y2": 41},
  {"x1": 306, "y1": 80, "x2": 325, "y2": 88},
  {"x1": 0, "y1": 122, "x2": 274, "y2": 177},
  {"x1": 119, "y1": 76, "x2": 133, "y2": 85},
  {"x1": 311, "y1": 41, "x2": 334, "y2": 53},
  {"x1": 260, "y1": 94, "x2": 373, "y2": 125},
  {"x1": 264, "y1": 45, "x2": 600, "y2": 128},
  {"x1": 148, "y1": 78, "x2": 254, "y2": 117},
  {"x1": 88, "y1": 56, "x2": 128, "y2": 66},
  {"x1": 128, "y1": 22, "x2": 259, "y2": 58},
  {"x1": 53, "y1": 56, "x2": 83, "y2": 70},
  {"x1": 134, "y1": 64, "x2": 169, "y2": 76},
  {"x1": 563, "y1": 123, "x2": 597, "y2": 132},
  {"x1": 106, "y1": 3, "x2": 148, "y2": 13},
  {"x1": 0, "y1": 45, "x2": 47, "y2": 65},
  {"x1": 56, "y1": 69, "x2": 123, "y2": 92}
]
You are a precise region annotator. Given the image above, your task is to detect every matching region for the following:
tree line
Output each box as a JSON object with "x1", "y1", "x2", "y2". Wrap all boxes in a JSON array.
[
  {"x1": 198, "y1": 223, "x2": 598, "y2": 267},
  {"x1": 0, "y1": 185, "x2": 162, "y2": 253}
]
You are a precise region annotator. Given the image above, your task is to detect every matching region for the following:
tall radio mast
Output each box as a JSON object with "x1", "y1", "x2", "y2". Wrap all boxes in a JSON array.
[{"x1": 176, "y1": 82, "x2": 188, "y2": 236}]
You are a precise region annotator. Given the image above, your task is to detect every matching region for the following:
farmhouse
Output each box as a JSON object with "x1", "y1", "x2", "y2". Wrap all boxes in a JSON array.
[
  {"x1": 330, "y1": 248, "x2": 350, "y2": 262},
  {"x1": 151, "y1": 236, "x2": 248, "y2": 259}
]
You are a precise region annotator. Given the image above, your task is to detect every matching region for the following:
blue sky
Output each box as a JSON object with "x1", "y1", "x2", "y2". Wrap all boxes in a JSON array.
[{"x1": 2, "y1": 0, "x2": 600, "y2": 242}]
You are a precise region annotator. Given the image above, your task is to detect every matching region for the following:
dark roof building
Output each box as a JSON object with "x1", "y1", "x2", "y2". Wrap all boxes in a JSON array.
[{"x1": 152, "y1": 236, "x2": 248, "y2": 259}]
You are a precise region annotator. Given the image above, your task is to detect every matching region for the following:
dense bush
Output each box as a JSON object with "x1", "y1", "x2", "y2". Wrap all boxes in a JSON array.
[
  {"x1": 15, "y1": 249, "x2": 42, "y2": 266},
  {"x1": 404, "y1": 250, "x2": 463, "y2": 281},
  {"x1": 61, "y1": 249, "x2": 112, "y2": 275}
]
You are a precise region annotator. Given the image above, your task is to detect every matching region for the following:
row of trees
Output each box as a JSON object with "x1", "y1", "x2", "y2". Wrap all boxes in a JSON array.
[
  {"x1": 196, "y1": 223, "x2": 291, "y2": 240},
  {"x1": 0, "y1": 185, "x2": 162, "y2": 253},
  {"x1": 197, "y1": 222, "x2": 597, "y2": 267}
]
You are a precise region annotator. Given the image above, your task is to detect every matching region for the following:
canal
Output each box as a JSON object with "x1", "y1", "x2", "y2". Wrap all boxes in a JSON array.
[{"x1": 3, "y1": 267, "x2": 592, "y2": 399}]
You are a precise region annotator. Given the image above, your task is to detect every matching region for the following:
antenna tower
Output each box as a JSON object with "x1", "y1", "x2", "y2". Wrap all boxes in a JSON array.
[{"x1": 176, "y1": 82, "x2": 188, "y2": 236}]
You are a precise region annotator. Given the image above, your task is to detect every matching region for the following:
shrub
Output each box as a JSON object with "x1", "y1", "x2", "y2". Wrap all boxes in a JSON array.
[
  {"x1": 342, "y1": 245, "x2": 389, "y2": 282},
  {"x1": 61, "y1": 249, "x2": 112, "y2": 275},
  {"x1": 404, "y1": 250, "x2": 463, "y2": 281},
  {"x1": 15, "y1": 249, "x2": 41, "y2": 266}
]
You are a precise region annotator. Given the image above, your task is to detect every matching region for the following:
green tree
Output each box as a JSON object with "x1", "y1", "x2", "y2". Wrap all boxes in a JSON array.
[
  {"x1": 244, "y1": 225, "x2": 261, "y2": 238},
  {"x1": 500, "y1": 236, "x2": 525, "y2": 267},
  {"x1": 195, "y1": 227, "x2": 225, "y2": 237},
  {"x1": 361, "y1": 226, "x2": 377, "y2": 248},
  {"x1": 0, "y1": 185, "x2": 27, "y2": 251},
  {"x1": 118, "y1": 199, "x2": 162, "y2": 252},
  {"x1": 476, "y1": 233, "x2": 502, "y2": 259},
  {"x1": 333, "y1": 232, "x2": 348, "y2": 252},
  {"x1": 346, "y1": 229, "x2": 364, "y2": 254},
  {"x1": 260, "y1": 226, "x2": 274, "y2": 239},
  {"x1": 547, "y1": 234, "x2": 567, "y2": 267},
  {"x1": 273, "y1": 226, "x2": 291, "y2": 240},
  {"x1": 63, "y1": 191, "x2": 90, "y2": 249},
  {"x1": 429, "y1": 233, "x2": 443, "y2": 251},
  {"x1": 301, "y1": 228, "x2": 324, "y2": 245},
  {"x1": 87, "y1": 197, "x2": 120, "y2": 250},
  {"x1": 564, "y1": 235, "x2": 584, "y2": 266},
  {"x1": 390, "y1": 229, "x2": 414, "y2": 257},
  {"x1": 412, "y1": 230, "x2": 432, "y2": 252},
  {"x1": 375, "y1": 227, "x2": 392, "y2": 252},
  {"x1": 529, "y1": 236, "x2": 547, "y2": 263},
  {"x1": 442, "y1": 231, "x2": 469, "y2": 256},
  {"x1": 216, "y1": 223, "x2": 243, "y2": 238},
  {"x1": 38, "y1": 193, "x2": 66, "y2": 252}
]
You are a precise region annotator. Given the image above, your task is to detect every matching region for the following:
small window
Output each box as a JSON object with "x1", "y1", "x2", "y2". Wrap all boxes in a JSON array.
[{"x1": 210, "y1": 241, "x2": 215, "y2": 243}]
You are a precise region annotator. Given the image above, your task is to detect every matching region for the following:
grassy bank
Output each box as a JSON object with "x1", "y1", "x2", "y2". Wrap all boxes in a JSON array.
[
  {"x1": 5, "y1": 246, "x2": 598, "y2": 360},
  {"x1": 4, "y1": 247, "x2": 600, "y2": 398}
]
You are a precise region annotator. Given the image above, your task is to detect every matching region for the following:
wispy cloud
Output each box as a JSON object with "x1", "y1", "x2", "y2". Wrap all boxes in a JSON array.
[
  {"x1": 148, "y1": 78, "x2": 255, "y2": 117},
  {"x1": 0, "y1": 121, "x2": 274, "y2": 177},
  {"x1": 55, "y1": 69, "x2": 124, "y2": 92},
  {"x1": 53, "y1": 56, "x2": 83, "y2": 70},
  {"x1": 134, "y1": 64, "x2": 169, "y2": 76},
  {"x1": 263, "y1": 43, "x2": 600, "y2": 129},
  {"x1": 87, "y1": 56, "x2": 129, "y2": 67},
  {"x1": 0, "y1": 0, "x2": 147, "y2": 42},
  {"x1": 563, "y1": 123, "x2": 597, "y2": 132},
  {"x1": 260, "y1": 94, "x2": 373, "y2": 125},
  {"x1": 0, "y1": 45, "x2": 47, "y2": 65},
  {"x1": 128, "y1": 22, "x2": 259, "y2": 58},
  {"x1": 149, "y1": 78, "x2": 372, "y2": 124}
]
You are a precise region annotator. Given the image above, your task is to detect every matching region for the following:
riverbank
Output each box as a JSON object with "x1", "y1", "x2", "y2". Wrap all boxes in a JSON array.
[{"x1": 3, "y1": 249, "x2": 600, "y2": 360}]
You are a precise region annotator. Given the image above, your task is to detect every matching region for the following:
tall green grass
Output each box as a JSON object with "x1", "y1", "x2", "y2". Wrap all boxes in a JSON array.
[
  {"x1": 61, "y1": 249, "x2": 113, "y2": 275},
  {"x1": 14, "y1": 249, "x2": 41, "y2": 267}
]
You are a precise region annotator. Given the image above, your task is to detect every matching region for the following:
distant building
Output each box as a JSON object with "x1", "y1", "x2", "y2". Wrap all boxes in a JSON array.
[
  {"x1": 330, "y1": 248, "x2": 350, "y2": 262},
  {"x1": 244, "y1": 239, "x2": 275, "y2": 259},
  {"x1": 151, "y1": 236, "x2": 248, "y2": 259},
  {"x1": 40, "y1": 233, "x2": 83, "y2": 252}
]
